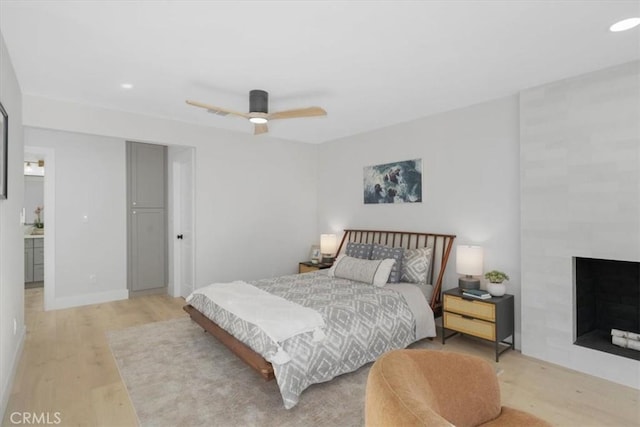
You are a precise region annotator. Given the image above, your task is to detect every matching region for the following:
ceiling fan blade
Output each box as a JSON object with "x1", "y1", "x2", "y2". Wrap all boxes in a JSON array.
[
  {"x1": 254, "y1": 123, "x2": 269, "y2": 135},
  {"x1": 186, "y1": 100, "x2": 249, "y2": 118},
  {"x1": 268, "y1": 106, "x2": 327, "y2": 120}
]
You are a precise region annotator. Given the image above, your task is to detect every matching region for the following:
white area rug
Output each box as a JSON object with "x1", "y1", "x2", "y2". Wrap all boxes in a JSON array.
[{"x1": 108, "y1": 317, "x2": 442, "y2": 426}]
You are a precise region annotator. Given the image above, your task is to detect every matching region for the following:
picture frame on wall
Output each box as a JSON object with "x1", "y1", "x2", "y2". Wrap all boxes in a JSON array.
[
  {"x1": 0, "y1": 101, "x2": 7, "y2": 200},
  {"x1": 363, "y1": 158, "x2": 422, "y2": 204}
]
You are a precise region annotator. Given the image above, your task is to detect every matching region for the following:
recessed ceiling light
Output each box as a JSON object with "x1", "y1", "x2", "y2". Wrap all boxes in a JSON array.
[
  {"x1": 120, "y1": 83, "x2": 134, "y2": 90},
  {"x1": 610, "y1": 17, "x2": 640, "y2": 32}
]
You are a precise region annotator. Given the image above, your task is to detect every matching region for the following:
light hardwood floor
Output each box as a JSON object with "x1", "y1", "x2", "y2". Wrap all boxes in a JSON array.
[{"x1": 3, "y1": 288, "x2": 639, "y2": 426}]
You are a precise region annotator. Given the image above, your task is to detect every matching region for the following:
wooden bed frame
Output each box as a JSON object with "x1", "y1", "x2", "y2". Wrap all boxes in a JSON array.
[{"x1": 183, "y1": 228, "x2": 456, "y2": 382}]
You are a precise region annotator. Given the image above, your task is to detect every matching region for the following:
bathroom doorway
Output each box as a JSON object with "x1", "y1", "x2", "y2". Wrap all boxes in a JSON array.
[
  {"x1": 23, "y1": 146, "x2": 55, "y2": 311},
  {"x1": 23, "y1": 156, "x2": 44, "y2": 289}
]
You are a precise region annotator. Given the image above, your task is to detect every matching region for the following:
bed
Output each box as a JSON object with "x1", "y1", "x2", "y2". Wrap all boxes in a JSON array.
[{"x1": 184, "y1": 229, "x2": 455, "y2": 408}]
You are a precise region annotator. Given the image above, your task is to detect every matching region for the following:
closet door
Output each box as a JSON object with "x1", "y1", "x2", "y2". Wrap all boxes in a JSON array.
[
  {"x1": 130, "y1": 208, "x2": 166, "y2": 291},
  {"x1": 129, "y1": 142, "x2": 166, "y2": 209},
  {"x1": 127, "y1": 142, "x2": 167, "y2": 292}
]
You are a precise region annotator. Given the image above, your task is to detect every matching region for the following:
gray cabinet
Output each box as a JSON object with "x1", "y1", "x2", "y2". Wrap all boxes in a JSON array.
[
  {"x1": 24, "y1": 239, "x2": 34, "y2": 283},
  {"x1": 127, "y1": 142, "x2": 167, "y2": 293},
  {"x1": 24, "y1": 238, "x2": 44, "y2": 284},
  {"x1": 33, "y1": 238, "x2": 44, "y2": 281},
  {"x1": 130, "y1": 208, "x2": 166, "y2": 291},
  {"x1": 129, "y1": 142, "x2": 166, "y2": 209}
]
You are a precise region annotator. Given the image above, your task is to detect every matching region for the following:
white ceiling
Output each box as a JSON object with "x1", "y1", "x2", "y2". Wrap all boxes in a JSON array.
[{"x1": 1, "y1": 1, "x2": 639, "y2": 144}]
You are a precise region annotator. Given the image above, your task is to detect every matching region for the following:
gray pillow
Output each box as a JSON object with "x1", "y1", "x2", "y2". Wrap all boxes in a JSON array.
[
  {"x1": 345, "y1": 242, "x2": 373, "y2": 259},
  {"x1": 401, "y1": 246, "x2": 432, "y2": 284},
  {"x1": 371, "y1": 244, "x2": 404, "y2": 283}
]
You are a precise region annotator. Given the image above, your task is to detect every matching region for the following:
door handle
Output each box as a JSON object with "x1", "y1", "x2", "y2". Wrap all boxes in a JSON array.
[{"x1": 177, "y1": 234, "x2": 184, "y2": 240}]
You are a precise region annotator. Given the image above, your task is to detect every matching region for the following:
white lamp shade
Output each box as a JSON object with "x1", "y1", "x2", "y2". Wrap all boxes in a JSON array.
[
  {"x1": 320, "y1": 234, "x2": 337, "y2": 255},
  {"x1": 456, "y1": 245, "x2": 484, "y2": 276}
]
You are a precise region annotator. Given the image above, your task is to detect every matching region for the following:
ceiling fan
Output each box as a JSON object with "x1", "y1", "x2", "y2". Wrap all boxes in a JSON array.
[{"x1": 186, "y1": 90, "x2": 327, "y2": 135}]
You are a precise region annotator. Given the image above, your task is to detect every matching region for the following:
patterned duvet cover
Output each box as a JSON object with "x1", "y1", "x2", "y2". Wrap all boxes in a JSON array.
[{"x1": 186, "y1": 270, "x2": 427, "y2": 409}]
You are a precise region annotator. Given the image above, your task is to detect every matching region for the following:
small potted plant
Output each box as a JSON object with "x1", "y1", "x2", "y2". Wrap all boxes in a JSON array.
[{"x1": 484, "y1": 270, "x2": 509, "y2": 296}]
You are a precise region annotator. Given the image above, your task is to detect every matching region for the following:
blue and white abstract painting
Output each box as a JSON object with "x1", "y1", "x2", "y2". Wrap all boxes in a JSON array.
[{"x1": 363, "y1": 159, "x2": 422, "y2": 204}]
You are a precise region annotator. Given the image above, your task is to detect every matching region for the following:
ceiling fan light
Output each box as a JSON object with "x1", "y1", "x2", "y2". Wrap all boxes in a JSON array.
[
  {"x1": 249, "y1": 117, "x2": 268, "y2": 124},
  {"x1": 610, "y1": 17, "x2": 640, "y2": 32}
]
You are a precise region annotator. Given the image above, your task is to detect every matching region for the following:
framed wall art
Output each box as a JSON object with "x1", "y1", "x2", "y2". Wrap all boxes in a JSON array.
[
  {"x1": 0, "y1": 101, "x2": 7, "y2": 200},
  {"x1": 363, "y1": 159, "x2": 422, "y2": 204}
]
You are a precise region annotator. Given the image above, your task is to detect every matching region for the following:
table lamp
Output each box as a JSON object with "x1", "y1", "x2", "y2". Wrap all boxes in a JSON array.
[
  {"x1": 320, "y1": 234, "x2": 337, "y2": 263},
  {"x1": 456, "y1": 245, "x2": 483, "y2": 290}
]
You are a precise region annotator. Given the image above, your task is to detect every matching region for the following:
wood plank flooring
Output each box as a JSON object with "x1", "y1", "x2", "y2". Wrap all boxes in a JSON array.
[{"x1": 3, "y1": 288, "x2": 639, "y2": 426}]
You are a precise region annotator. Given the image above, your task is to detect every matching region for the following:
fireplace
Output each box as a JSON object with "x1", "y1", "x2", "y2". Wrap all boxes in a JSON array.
[{"x1": 574, "y1": 257, "x2": 640, "y2": 361}]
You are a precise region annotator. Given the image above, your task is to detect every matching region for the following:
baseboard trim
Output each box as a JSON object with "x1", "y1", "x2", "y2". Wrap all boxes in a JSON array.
[
  {"x1": 129, "y1": 287, "x2": 167, "y2": 298},
  {"x1": 51, "y1": 289, "x2": 129, "y2": 310},
  {"x1": 1, "y1": 325, "x2": 26, "y2": 420}
]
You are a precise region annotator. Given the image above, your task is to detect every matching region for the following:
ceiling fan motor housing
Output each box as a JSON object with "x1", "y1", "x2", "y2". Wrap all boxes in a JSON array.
[{"x1": 250, "y1": 89, "x2": 269, "y2": 113}]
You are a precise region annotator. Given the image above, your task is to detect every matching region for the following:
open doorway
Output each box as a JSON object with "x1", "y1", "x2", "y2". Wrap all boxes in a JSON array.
[
  {"x1": 23, "y1": 146, "x2": 55, "y2": 311},
  {"x1": 23, "y1": 158, "x2": 44, "y2": 289}
]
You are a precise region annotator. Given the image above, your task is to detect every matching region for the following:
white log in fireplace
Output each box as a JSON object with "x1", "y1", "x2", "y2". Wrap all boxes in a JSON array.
[{"x1": 520, "y1": 60, "x2": 640, "y2": 390}]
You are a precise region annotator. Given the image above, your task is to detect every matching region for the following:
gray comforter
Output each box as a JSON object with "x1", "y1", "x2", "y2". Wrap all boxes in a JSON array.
[{"x1": 187, "y1": 270, "x2": 426, "y2": 409}]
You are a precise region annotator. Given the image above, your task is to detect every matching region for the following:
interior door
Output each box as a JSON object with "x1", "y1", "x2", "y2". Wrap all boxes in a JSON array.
[{"x1": 172, "y1": 147, "x2": 195, "y2": 298}]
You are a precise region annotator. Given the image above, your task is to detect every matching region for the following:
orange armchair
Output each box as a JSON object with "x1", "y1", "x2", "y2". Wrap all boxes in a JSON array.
[{"x1": 365, "y1": 349, "x2": 551, "y2": 427}]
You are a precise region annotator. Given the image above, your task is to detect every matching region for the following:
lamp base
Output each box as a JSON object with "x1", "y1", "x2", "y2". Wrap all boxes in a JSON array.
[
  {"x1": 321, "y1": 255, "x2": 335, "y2": 264},
  {"x1": 458, "y1": 277, "x2": 480, "y2": 290}
]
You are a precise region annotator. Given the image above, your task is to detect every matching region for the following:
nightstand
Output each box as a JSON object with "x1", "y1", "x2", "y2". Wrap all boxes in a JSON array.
[
  {"x1": 298, "y1": 261, "x2": 333, "y2": 274},
  {"x1": 442, "y1": 288, "x2": 514, "y2": 362}
]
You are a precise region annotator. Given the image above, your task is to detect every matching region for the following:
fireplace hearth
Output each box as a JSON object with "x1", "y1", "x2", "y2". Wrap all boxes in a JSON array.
[{"x1": 574, "y1": 257, "x2": 640, "y2": 361}]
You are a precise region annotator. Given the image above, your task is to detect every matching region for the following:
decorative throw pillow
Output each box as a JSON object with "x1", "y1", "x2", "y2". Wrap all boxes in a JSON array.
[
  {"x1": 401, "y1": 247, "x2": 432, "y2": 285},
  {"x1": 370, "y1": 244, "x2": 404, "y2": 283},
  {"x1": 345, "y1": 242, "x2": 373, "y2": 259},
  {"x1": 328, "y1": 255, "x2": 395, "y2": 287}
]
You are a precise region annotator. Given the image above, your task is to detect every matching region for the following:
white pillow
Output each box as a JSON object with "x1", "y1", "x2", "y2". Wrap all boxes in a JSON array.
[{"x1": 328, "y1": 255, "x2": 395, "y2": 287}]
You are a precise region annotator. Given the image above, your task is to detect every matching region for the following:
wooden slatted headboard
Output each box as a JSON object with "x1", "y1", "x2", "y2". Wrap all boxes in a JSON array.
[{"x1": 336, "y1": 229, "x2": 456, "y2": 316}]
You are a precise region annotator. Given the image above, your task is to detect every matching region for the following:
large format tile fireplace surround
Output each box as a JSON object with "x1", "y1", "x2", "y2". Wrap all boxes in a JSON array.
[{"x1": 520, "y1": 61, "x2": 640, "y2": 389}]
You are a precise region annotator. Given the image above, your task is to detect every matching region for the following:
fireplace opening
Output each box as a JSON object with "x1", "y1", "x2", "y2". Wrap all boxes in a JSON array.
[{"x1": 575, "y1": 257, "x2": 640, "y2": 361}]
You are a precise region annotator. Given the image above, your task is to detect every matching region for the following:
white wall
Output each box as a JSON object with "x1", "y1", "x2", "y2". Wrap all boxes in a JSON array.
[
  {"x1": 0, "y1": 29, "x2": 25, "y2": 418},
  {"x1": 317, "y1": 96, "x2": 522, "y2": 341},
  {"x1": 25, "y1": 128, "x2": 128, "y2": 306},
  {"x1": 22, "y1": 96, "x2": 318, "y2": 305},
  {"x1": 520, "y1": 60, "x2": 640, "y2": 389}
]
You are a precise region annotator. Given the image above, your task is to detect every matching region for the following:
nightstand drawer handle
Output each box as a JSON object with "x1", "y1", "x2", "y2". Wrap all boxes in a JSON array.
[{"x1": 462, "y1": 315, "x2": 474, "y2": 320}]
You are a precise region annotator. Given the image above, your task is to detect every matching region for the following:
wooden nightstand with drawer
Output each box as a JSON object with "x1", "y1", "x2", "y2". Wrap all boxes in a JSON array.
[{"x1": 442, "y1": 288, "x2": 514, "y2": 362}]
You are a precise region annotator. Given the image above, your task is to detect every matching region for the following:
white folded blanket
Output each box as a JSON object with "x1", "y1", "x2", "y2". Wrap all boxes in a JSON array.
[{"x1": 187, "y1": 281, "x2": 326, "y2": 364}]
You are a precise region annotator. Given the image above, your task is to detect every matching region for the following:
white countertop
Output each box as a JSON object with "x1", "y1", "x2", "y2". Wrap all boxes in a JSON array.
[{"x1": 24, "y1": 235, "x2": 44, "y2": 239}]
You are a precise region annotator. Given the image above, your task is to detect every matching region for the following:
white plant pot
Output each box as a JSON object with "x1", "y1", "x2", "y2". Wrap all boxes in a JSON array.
[{"x1": 487, "y1": 282, "x2": 506, "y2": 297}]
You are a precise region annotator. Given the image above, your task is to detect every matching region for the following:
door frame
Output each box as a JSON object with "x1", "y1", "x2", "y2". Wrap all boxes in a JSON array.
[
  {"x1": 168, "y1": 146, "x2": 196, "y2": 298},
  {"x1": 24, "y1": 145, "x2": 56, "y2": 311}
]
